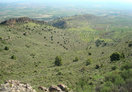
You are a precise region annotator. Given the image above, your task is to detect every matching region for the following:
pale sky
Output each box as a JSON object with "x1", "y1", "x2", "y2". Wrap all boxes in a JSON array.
[
  {"x1": 92, "y1": 0, "x2": 132, "y2": 2},
  {"x1": 1, "y1": 0, "x2": 132, "y2": 3},
  {"x1": 0, "y1": 0, "x2": 132, "y2": 10},
  {"x1": 1, "y1": 0, "x2": 132, "y2": 10}
]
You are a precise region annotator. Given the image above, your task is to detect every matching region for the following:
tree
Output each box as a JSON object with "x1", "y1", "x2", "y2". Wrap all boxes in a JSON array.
[
  {"x1": 95, "y1": 65, "x2": 100, "y2": 69},
  {"x1": 4, "y1": 46, "x2": 9, "y2": 50},
  {"x1": 55, "y1": 56, "x2": 62, "y2": 66},
  {"x1": 110, "y1": 52, "x2": 125, "y2": 62},
  {"x1": 11, "y1": 55, "x2": 16, "y2": 60}
]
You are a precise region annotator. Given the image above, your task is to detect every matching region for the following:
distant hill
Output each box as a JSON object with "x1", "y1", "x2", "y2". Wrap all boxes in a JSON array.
[
  {"x1": 51, "y1": 14, "x2": 132, "y2": 30},
  {"x1": 0, "y1": 17, "x2": 46, "y2": 25},
  {"x1": 51, "y1": 14, "x2": 106, "y2": 29}
]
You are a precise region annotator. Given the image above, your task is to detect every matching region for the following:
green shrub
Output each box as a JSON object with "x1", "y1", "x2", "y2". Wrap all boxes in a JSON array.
[
  {"x1": 128, "y1": 41, "x2": 132, "y2": 47},
  {"x1": 11, "y1": 55, "x2": 16, "y2": 60},
  {"x1": 57, "y1": 71, "x2": 63, "y2": 75},
  {"x1": 105, "y1": 73, "x2": 125, "y2": 85},
  {"x1": 110, "y1": 52, "x2": 124, "y2": 62},
  {"x1": 0, "y1": 37, "x2": 2, "y2": 40},
  {"x1": 100, "y1": 81, "x2": 113, "y2": 92},
  {"x1": 95, "y1": 65, "x2": 100, "y2": 69},
  {"x1": 98, "y1": 64, "x2": 132, "y2": 92},
  {"x1": 88, "y1": 52, "x2": 92, "y2": 55},
  {"x1": 121, "y1": 53, "x2": 125, "y2": 58},
  {"x1": 4, "y1": 46, "x2": 9, "y2": 50},
  {"x1": 73, "y1": 57, "x2": 79, "y2": 62},
  {"x1": 95, "y1": 39, "x2": 105, "y2": 47},
  {"x1": 86, "y1": 59, "x2": 92, "y2": 66},
  {"x1": 55, "y1": 56, "x2": 62, "y2": 66},
  {"x1": 76, "y1": 77, "x2": 92, "y2": 92},
  {"x1": 121, "y1": 69, "x2": 132, "y2": 80},
  {"x1": 111, "y1": 66, "x2": 117, "y2": 70}
]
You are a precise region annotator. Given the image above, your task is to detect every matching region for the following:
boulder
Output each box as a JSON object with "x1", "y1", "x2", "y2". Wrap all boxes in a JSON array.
[
  {"x1": 0, "y1": 80, "x2": 36, "y2": 92},
  {"x1": 38, "y1": 86, "x2": 48, "y2": 92},
  {"x1": 57, "y1": 84, "x2": 68, "y2": 91},
  {"x1": 49, "y1": 85, "x2": 62, "y2": 92}
]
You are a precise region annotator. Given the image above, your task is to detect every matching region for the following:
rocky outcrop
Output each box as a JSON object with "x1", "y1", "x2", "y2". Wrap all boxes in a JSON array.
[
  {"x1": 38, "y1": 86, "x2": 48, "y2": 92},
  {"x1": 38, "y1": 84, "x2": 69, "y2": 92},
  {"x1": 0, "y1": 17, "x2": 46, "y2": 25},
  {"x1": 0, "y1": 80, "x2": 70, "y2": 92},
  {"x1": 49, "y1": 85, "x2": 62, "y2": 92},
  {"x1": 57, "y1": 84, "x2": 68, "y2": 91},
  {"x1": 0, "y1": 80, "x2": 36, "y2": 92}
]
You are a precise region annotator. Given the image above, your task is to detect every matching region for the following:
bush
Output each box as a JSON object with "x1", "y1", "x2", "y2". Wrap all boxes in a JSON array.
[
  {"x1": 98, "y1": 67, "x2": 132, "y2": 92},
  {"x1": 55, "y1": 56, "x2": 62, "y2": 66},
  {"x1": 73, "y1": 57, "x2": 79, "y2": 62},
  {"x1": 121, "y1": 62, "x2": 132, "y2": 70},
  {"x1": 128, "y1": 41, "x2": 132, "y2": 47},
  {"x1": 88, "y1": 52, "x2": 92, "y2": 55},
  {"x1": 11, "y1": 55, "x2": 16, "y2": 60},
  {"x1": 76, "y1": 77, "x2": 92, "y2": 92},
  {"x1": 95, "y1": 39, "x2": 105, "y2": 47},
  {"x1": 111, "y1": 66, "x2": 117, "y2": 70},
  {"x1": 57, "y1": 71, "x2": 63, "y2": 75},
  {"x1": 99, "y1": 81, "x2": 113, "y2": 92},
  {"x1": 0, "y1": 37, "x2": 2, "y2": 40},
  {"x1": 110, "y1": 52, "x2": 124, "y2": 62},
  {"x1": 4, "y1": 46, "x2": 9, "y2": 50},
  {"x1": 95, "y1": 65, "x2": 100, "y2": 69},
  {"x1": 86, "y1": 59, "x2": 92, "y2": 66},
  {"x1": 121, "y1": 69, "x2": 132, "y2": 80},
  {"x1": 105, "y1": 73, "x2": 125, "y2": 85}
]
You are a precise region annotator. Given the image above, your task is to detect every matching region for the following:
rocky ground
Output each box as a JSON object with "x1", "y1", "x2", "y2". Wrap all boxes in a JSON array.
[{"x1": 0, "y1": 80, "x2": 70, "y2": 92}]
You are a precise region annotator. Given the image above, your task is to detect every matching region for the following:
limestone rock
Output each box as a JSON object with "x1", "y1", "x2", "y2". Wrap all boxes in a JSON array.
[
  {"x1": 57, "y1": 84, "x2": 68, "y2": 91},
  {"x1": 0, "y1": 80, "x2": 36, "y2": 92},
  {"x1": 49, "y1": 85, "x2": 62, "y2": 92},
  {"x1": 38, "y1": 86, "x2": 48, "y2": 92}
]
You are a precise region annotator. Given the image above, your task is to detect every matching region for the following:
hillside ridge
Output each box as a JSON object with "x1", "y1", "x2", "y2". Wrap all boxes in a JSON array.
[{"x1": 0, "y1": 17, "x2": 46, "y2": 25}]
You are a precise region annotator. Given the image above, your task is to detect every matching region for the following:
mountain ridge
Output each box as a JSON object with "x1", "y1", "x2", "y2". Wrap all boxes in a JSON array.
[{"x1": 0, "y1": 17, "x2": 46, "y2": 25}]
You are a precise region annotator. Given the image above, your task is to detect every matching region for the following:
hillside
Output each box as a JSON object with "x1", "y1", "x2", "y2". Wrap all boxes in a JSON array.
[
  {"x1": 0, "y1": 15, "x2": 132, "y2": 92},
  {"x1": 0, "y1": 17, "x2": 46, "y2": 25}
]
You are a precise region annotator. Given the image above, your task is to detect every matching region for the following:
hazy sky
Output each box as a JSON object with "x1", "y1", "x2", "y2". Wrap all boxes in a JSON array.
[
  {"x1": 1, "y1": 0, "x2": 132, "y2": 10},
  {"x1": 1, "y1": 0, "x2": 132, "y2": 3}
]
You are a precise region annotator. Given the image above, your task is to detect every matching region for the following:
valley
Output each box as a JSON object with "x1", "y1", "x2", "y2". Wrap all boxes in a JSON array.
[{"x1": 0, "y1": 14, "x2": 132, "y2": 92}]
